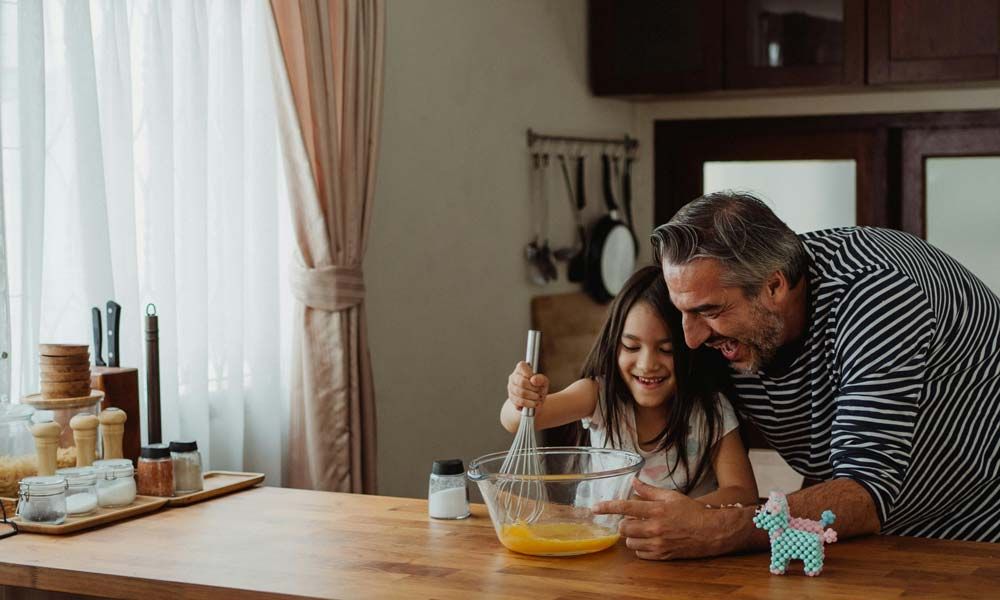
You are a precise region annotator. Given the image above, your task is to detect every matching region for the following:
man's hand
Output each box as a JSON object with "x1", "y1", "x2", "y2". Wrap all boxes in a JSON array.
[{"x1": 594, "y1": 479, "x2": 751, "y2": 560}]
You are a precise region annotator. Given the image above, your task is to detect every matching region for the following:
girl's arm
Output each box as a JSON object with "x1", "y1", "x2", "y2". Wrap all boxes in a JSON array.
[
  {"x1": 695, "y1": 429, "x2": 759, "y2": 506},
  {"x1": 500, "y1": 364, "x2": 598, "y2": 433}
]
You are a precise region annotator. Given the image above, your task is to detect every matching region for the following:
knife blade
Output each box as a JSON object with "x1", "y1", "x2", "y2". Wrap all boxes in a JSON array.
[
  {"x1": 106, "y1": 300, "x2": 122, "y2": 367},
  {"x1": 92, "y1": 307, "x2": 106, "y2": 367}
]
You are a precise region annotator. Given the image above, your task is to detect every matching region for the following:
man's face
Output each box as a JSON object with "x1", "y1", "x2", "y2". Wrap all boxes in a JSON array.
[{"x1": 663, "y1": 258, "x2": 784, "y2": 374}]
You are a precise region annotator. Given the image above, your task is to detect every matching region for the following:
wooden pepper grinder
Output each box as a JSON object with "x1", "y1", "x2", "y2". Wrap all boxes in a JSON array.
[
  {"x1": 99, "y1": 407, "x2": 127, "y2": 460},
  {"x1": 31, "y1": 421, "x2": 62, "y2": 476},
  {"x1": 70, "y1": 413, "x2": 100, "y2": 467}
]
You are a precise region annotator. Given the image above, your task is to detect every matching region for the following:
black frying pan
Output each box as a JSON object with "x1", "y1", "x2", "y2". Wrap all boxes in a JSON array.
[{"x1": 585, "y1": 154, "x2": 637, "y2": 303}]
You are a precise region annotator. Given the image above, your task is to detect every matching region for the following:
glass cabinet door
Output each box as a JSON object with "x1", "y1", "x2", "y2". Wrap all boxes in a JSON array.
[
  {"x1": 926, "y1": 157, "x2": 1000, "y2": 296},
  {"x1": 902, "y1": 127, "x2": 1000, "y2": 296},
  {"x1": 725, "y1": 0, "x2": 864, "y2": 88},
  {"x1": 704, "y1": 159, "x2": 857, "y2": 233}
]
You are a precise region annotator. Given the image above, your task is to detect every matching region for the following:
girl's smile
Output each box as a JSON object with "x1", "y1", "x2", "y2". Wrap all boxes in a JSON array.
[{"x1": 618, "y1": 301, "x2": 677, "y2": 408}]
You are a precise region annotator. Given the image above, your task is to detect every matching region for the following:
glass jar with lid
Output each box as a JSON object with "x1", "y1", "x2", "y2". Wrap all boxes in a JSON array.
[
  {"x1": 16, "y1": 475, "x2": 68, "y2": 524},
  {"x1": 93, "y1": 458, "x2": 136, "y2": 507},
  {"x1": 137, "y1": 444, "x2": 174, "y2": 497},
  {"x1": 56, "y1": 466, "x2": 99, "y2": 516},
  {"x1": 0, "y1": 404, "x2": 38, "y2": 499},
  {"x1": 169, "y1": 441, "x2": 203, "y2": 494}
]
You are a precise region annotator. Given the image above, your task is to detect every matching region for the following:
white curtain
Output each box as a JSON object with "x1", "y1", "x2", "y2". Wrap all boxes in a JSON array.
[{"x1": 0, "y1": 0, "x2": 291, "y2": 484}]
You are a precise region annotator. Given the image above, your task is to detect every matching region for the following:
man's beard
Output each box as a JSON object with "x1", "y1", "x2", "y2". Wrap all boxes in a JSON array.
[{"x1": 735, "y1": 299, "x2": 784, "y2": 375}]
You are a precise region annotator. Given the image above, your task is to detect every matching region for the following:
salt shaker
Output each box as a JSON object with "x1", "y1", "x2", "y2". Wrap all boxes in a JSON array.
[{"x1": 428, "y1": 459, "x2": 470, "y2": 520}]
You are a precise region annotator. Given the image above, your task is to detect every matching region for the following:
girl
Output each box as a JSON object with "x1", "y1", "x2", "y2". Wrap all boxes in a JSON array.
[{"x1": 501, "y1": 266, "x2": 757, "y2": 505}]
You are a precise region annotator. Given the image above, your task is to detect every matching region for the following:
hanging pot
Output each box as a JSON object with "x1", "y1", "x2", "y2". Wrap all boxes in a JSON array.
[{"x1": 585, "y1": 153, "x2": 636, "y2": 303}]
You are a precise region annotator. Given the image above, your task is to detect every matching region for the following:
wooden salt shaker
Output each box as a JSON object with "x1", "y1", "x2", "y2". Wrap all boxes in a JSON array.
[
  {"x1": 31, "y1": 421, "x2": 62, "y2": 476},
  {"x1": 99, "y1": 408, "x2": 127, "y2": 460},
  {"x1": 70, "y1": 413, "x2": 100, "y2": 467}
]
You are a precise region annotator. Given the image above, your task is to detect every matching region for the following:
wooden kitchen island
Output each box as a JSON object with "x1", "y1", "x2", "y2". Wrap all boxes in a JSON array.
[{"x1": 0, "y1": 486, "x2": 997, "y2": 599}]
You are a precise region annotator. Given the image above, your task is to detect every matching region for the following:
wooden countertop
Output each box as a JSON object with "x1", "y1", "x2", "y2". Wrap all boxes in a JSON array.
[{"x1": 0, "y1": 486, "x2": 998, "y2": 599}]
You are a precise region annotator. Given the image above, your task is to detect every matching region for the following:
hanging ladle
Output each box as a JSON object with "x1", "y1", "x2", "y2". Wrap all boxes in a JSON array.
[{"x1": 555, "y1": 154, "x2": 588, "y2": 282}]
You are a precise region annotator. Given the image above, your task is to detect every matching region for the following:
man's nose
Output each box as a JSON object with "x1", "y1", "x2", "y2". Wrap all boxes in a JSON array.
[{"x1": 682, "y1": 313, "x2": 711, "y2": 349}]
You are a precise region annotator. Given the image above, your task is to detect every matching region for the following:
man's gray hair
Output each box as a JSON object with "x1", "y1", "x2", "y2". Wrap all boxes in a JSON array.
[{"x1": 650, "y1": 191, "x2": 809, "y2": 295}]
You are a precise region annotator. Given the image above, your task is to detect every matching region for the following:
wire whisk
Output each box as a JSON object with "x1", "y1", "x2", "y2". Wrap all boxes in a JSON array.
[{"x1": 498, "y1": 330, "x2": 547, "y2": 524}]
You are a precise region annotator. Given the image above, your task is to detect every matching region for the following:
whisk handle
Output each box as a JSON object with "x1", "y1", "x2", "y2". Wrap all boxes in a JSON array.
[
  {"x1": 523, "y1": 330, "x2": 542, "y2": 418},
  {"x1": 525, "y1": 330, "x2": 541, "y2": 370}
]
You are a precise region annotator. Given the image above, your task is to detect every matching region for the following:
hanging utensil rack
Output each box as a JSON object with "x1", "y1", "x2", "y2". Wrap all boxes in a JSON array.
[{"x1": 526, "y1": 128, "x2": 638, "y2": 155}]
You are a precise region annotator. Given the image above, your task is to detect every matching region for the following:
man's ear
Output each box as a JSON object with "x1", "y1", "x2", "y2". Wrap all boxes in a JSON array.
[{"x1": 763, "y1": 271, "x2": 788, "y2": 305}]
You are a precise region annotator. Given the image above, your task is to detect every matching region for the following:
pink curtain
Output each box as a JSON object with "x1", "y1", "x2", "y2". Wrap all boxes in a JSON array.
[{"x1": 269, "y1": 0, "x2": 384, "y2": 493}]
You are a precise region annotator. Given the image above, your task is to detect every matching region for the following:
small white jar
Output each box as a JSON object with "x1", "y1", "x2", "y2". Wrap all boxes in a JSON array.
[
  {"x1": 428, "y1": 459, "x2": 470, "y2": 520},
  {"x1": 92, "y1": 459, "x2": 137, "y2": 507},
  {"x1": 56, "y1": 467, "x2": 99, "y2": 516},
  {"x1": 17, "y1": 475, "x2": 68, "y2": 524}
]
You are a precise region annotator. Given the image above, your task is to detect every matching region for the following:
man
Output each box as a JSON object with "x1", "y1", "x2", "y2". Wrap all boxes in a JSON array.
[{"x1": 595, "y1": 191, "x2": 1000, "y2": 560}]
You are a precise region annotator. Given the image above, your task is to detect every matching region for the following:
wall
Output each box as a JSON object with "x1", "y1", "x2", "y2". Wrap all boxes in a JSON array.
[{"x1": 367, "y1": 0, "x2": 635, "y2": 498}]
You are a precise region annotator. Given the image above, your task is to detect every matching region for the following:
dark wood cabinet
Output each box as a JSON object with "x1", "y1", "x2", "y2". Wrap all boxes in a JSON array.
[
  {"x1": 868, "y1": 0, "x2": 1000, "y2": 84},
  {"x1": 724, "y1": 0, "x2": 865, "y2": 88},
  {"x1": 590, "y1": 0, "x2": 1000, "y2": 96},
  {"x1": 588, "y1": 0, "x2": 723, "y2": 95}
]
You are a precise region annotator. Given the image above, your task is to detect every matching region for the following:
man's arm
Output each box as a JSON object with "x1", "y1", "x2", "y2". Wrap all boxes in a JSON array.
[{"x1": 595, "y1": 477, "x2": 879, "y2": 560}]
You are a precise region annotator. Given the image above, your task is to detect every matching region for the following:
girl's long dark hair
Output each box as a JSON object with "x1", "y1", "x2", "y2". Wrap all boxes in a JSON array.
[{"x1": 580, "y1": 265, "x2": 727, "y2": 494}]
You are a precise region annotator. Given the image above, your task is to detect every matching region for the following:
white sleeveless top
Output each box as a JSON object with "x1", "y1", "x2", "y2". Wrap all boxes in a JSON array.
[{"x1": 584, "y1": 388, "x2": 739, "y2": 498}]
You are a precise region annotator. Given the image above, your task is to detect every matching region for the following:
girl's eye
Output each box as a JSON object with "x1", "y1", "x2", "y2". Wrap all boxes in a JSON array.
[
  {"x1": 622, "y1": 344, "x2": 639, "y2": 352},
  {"x1": 659, "y1": 347, "x2": 673, "y2": 354}
]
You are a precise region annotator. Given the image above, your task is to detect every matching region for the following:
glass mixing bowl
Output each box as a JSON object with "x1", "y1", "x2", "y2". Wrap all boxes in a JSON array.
[{"x1": 467, "y1": 446, "x2": 643, "y2": 557}]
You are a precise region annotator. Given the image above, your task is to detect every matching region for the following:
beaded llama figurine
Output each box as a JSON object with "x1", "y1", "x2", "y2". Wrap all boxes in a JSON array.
[{"x1": 753, "y1": 491, "x2": 838, "y2": 576}]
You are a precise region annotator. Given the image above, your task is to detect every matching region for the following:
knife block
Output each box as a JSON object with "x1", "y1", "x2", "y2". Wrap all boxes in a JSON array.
[{"x1": 90, "y1": 367, "x2": 141, "y2": 463}]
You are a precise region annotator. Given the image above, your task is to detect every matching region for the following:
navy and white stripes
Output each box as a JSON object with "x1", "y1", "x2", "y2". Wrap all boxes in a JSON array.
[{"x1": 731, "y1": 227, "x2": 1000, "y2": 542}]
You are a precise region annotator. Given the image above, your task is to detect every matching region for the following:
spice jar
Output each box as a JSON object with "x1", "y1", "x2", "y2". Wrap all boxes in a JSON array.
[
  {"x1": 16, "y1": 475, "x2": 68, "y2": 524},
  {"x1": 56, "y1": 467, "x2": 99, "y2": 516},
  {"x1": 137, "y1": 444, "x2": 174, "y2": 497},
  {"x1": 169, "y1": 441, "x2": 203, "y2": 494},
  {"x1": 428, "y1": 459, "x2": 470, "y2": 520},
  {"x1": 93, "y1": 458, "x2": 137, "y2": 507}
]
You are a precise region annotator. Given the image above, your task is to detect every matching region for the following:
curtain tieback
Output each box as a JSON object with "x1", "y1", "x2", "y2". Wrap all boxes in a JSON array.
[{"x1": 290, "y1": 262, "x2": 365, "y2": 311}]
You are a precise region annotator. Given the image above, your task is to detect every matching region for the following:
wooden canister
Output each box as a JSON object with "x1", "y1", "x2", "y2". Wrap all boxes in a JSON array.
[
  {"x1": 31, "y1": 421, "x2": 62, "y2": 476},
  {"x1": 70, "y1": 414, "x2": 100, "y2": 467},
  {"x1": 99, "y1": 408, "x2": 128, "y2": 460}
]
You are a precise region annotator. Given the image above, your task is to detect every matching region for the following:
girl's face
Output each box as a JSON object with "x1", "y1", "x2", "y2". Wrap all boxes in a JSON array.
[{"x1": 617, "y1": 301, "x2": 677, "y2": 409}]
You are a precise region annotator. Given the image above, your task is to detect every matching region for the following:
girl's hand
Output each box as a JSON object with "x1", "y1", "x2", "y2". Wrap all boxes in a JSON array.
[{"x1": 507, "y1": 361, "x2": 549, "y2": 410}]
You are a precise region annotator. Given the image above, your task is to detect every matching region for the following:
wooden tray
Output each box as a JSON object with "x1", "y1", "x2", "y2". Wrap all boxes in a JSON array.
[
  {"x1": 166, "y1": 471, "x2": 265, "y2": 507},
  {"x1": 12, "y1": 495, "x2": 168, "y2": 535}
]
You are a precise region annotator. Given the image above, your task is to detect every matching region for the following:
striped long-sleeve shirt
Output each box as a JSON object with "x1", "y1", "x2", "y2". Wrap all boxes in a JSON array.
[{"x1": 731, "y1": 227, "x2": 1000, "y2": 542}]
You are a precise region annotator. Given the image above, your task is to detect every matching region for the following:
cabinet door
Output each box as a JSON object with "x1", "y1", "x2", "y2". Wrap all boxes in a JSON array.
[
  {"x1": 725, "y1": 0, "x2": 864, "y2": 89},
  {"x1": 654, "y1": 122, "x2": 888, "y2": 229},
  {"x1": 588, "y1": 0, "x2": 723, "y2": 95},
  {"x1": 902, "y1": 127, "x2": 1000, "y2": 295},
  {"x1": 868, "y1": 0, "x2": 1000, "y2": 84}
]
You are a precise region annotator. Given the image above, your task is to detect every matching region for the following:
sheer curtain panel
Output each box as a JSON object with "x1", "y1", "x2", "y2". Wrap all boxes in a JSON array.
[{"x1": 0, "y1": 0, "x2": 292, "y2": 484}]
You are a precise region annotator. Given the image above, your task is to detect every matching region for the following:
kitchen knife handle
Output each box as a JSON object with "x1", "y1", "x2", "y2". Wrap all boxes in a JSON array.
[
  {"x1": 107, "y1": 301, "x2": 122, "y2": 367},
  {"x1": 92, "y1": 307, "x2": 106, "y2": 367}
]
